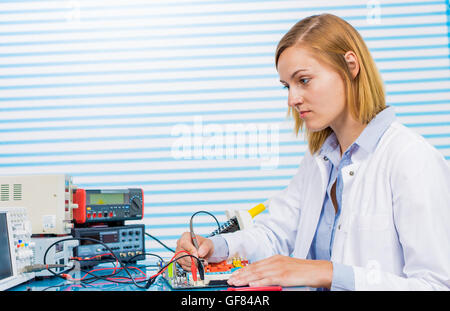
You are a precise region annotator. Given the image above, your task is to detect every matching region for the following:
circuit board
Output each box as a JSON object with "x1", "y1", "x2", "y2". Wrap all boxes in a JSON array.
[{"x1": 161, "y1": 257, "x2": 249, "y2": 289}]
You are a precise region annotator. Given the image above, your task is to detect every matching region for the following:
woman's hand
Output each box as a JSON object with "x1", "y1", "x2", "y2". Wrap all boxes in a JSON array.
[
  {"x1": 227, "y1": 255, "x2": 333, "y2": 288},
  {"x1": 175, "y1": 232, "x2": 214, "y2": 271}
]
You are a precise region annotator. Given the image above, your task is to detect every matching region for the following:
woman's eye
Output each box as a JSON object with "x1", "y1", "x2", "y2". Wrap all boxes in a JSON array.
[
  {"x1": 299, "y1": 78, "x2": 310, "y2": 85},
  {"x1": 282, "y1": 85, "x2": 289, "y2": 90}
]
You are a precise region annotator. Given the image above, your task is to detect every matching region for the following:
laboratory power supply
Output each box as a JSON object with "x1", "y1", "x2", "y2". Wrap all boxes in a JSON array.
[{"x1": 0, "y1": 174, "x2": 77, "y2": 235}]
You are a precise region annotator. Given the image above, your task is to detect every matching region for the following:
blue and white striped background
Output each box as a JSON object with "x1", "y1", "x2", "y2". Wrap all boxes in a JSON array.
[{"x1": 1, "y1": 0, "x2": 449, "y2": 258}]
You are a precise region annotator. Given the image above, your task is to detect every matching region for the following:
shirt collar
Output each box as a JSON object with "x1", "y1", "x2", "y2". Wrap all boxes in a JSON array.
[
  {"x1": 354, "y1": 105, "x2": 396, "y2": 154},
  {"x1": 319, "y1": 106, "x2": 396, "y2": 158}
]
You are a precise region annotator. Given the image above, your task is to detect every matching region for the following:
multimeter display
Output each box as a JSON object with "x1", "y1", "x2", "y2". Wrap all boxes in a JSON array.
[{"x1": 88, "y1": 193, "x2": 126, "y2": 205}]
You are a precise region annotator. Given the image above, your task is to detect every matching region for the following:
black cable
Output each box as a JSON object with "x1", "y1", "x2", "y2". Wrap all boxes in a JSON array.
[
  {"x1": 189, "y1": 211, "x2": 221, "y2": 246},
  {"x1": 76, "y1": 267, "x2": 148, "y2": 285},
  {"x1": 188, "y1": 211, "x2": 220, "y2": 277},
  {"x1": 145, "y1": 232, "x2": 175, "y2": 253},
  {"x1": 71, "y1": 261, "x2": 135, "y2": 285},
  {"x1": 42, "y1": 238, "x2": 204, "y2": 290},
  {"x1": 76, "y1": 254, "x2": 202, "y2": 288},
  {"x1": 144, "y1": 214, "x2": 220, "y2": 254},
  {"x1": 43, "y1": 237, "x2": 146, "y2": 289},
  {"x1": 189, "y1": 211, "x2": 221, "y2": 232},
  {"x1": 41, "y1": 281, "x2": 89, "y2": 291},
  {"x1": 128, "y1": 252, "x2": 164, "y2": 263},
  {"x1": 78, "y1": 258, "x2": 166, "y2": 286},
  {"x1": 144, "y1": 254, "x2": 204, "y2": 289}
]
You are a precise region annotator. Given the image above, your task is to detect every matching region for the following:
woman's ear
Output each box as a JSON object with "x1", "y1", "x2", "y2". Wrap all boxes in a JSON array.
[{"x1": 344, "y1": 51, "x2": 360, "y2": 79}]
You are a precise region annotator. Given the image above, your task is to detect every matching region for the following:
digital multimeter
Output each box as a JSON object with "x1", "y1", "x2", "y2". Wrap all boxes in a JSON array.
[{"x1": 73, "y1": 188, "x2": 144, "y2": 224}]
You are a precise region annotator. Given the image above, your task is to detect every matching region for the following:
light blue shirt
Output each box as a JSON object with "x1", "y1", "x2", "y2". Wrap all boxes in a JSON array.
[{"x1": 210, "y1": 106, "x2": 396, "y2": 291}]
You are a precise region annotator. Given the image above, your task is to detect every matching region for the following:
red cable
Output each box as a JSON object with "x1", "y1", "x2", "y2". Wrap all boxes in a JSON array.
[
  {"x1": 65, "y1": 250, "x2": 198, "y2": 285},
  {"x1": 148, "y1": 250, "x2": 196, "y2": 280},
  {"x1": 64, "y1": 265, "x2": 147, "y2": 282}
]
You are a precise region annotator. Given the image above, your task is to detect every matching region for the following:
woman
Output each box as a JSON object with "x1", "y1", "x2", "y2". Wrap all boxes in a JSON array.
[{"x1": 175, "y1": 14, "x2": 450, "y2": 290}]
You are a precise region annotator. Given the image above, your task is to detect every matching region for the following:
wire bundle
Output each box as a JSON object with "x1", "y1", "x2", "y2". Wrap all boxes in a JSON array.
[
  {"x1": 41, "y1": 237, "x2": 204, "y2": 290},
  {"x1": 40, "y1": 210, "x2": 220, "y2": 290}
]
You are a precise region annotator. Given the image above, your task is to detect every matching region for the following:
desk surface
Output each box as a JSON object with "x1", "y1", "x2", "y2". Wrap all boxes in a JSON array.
[
  {"x1": 8, "y1": 259, "x2": 308, "y2": 292},
  {"x1": 9, "y1": 260, "x2": 180, "y2": 292}
]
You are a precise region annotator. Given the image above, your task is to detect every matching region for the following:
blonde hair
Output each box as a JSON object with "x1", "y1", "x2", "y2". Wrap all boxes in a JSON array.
[{"x1": 275, "y1": 14, "x2": 386, "y2": 154}]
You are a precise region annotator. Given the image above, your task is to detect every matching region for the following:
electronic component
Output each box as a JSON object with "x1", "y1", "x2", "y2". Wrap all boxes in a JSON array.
[
  {"x1": 71, "y1": 224, "x2": 145, "y2": 267},
  {"x1": 162, "y1": 257, "x2": 249, "y2": 289},
  {"x1": 209, "y1": 201, "x2": 268, "y2": 236},
  {"x1": 31, "y1": 236, "x2": 79, "y2": 277},
  {"x1": 0, "y1": 174, "x2": 77, "y2": 235},
  {"x1": 0, "y1": 207, "x2": 35, "y2": 291},
  {"x1": 73, "y1": 188, "x2": 144, "y2": 225}
]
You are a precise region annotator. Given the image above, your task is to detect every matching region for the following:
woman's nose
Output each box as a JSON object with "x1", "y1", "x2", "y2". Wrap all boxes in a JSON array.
[{"x1": 288, "y1": 91, "x2": 303, "y2": 109}]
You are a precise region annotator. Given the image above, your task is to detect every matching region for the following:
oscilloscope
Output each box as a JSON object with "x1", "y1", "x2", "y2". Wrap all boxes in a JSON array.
[{"x1": 0, "y1": 207, "x2": 35, "y2": 291}]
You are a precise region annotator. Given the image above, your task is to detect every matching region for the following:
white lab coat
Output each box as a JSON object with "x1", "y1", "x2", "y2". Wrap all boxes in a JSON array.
[{"x1": 222, "y1": 121, "x2": 450, "y2": 290}]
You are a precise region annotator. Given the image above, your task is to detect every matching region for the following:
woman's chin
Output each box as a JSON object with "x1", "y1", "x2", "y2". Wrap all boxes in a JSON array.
[{"x1": 304, "y1": 122, "x2": 329, "y2": 132}]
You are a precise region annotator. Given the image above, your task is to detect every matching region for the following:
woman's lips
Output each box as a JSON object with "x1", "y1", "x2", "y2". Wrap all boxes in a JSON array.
[
  {"x1": 293, "y1": 106, "x2": 311, "y2": 118},
  {"x1": 299, "y1": 111, "x2": 311, "y2": 118}
]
